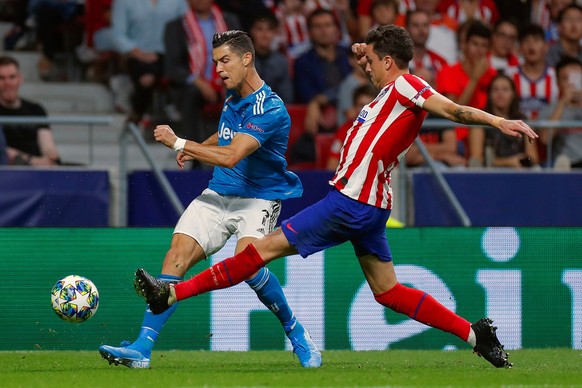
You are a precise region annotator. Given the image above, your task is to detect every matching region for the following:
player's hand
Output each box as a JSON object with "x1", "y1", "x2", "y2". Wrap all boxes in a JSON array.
[
  {"x1": 176, "y1": 152, "x2": 193, "y2": 169},
  {"x1": 154, "y1": 124, "x2": 178, "y2": 148},
  {"x1": 351, "y1": 43, "x2": 367, "y2": 67},
  {"x1": 497, "y1": 119, "x2": 538, "y2": 142}
]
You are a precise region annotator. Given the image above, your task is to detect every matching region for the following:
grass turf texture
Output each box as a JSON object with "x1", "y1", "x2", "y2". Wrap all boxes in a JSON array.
[{"x1": 0, "y1": 349, "x2": 579, "y2": 387}]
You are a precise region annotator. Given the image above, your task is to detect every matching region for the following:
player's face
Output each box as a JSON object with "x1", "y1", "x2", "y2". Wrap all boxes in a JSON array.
[
  {"x1": 490, "y1": 77, "x2": 514, "y2": 111},
  {"x1": 407, "y1": 12, "x2": 430, "y2": 46},
  {"x1": 213, "y1": 45, "x2": 249, "y2": 91},
  {"x1": 0, "y1": 64, "x2": 22, "y2": 105},
  {"x1": 364, "y1": 44, "x2": 389, "y2": 89},
  {"x1": 520, "y1": 35, "x2": 546, "y2": 64}
]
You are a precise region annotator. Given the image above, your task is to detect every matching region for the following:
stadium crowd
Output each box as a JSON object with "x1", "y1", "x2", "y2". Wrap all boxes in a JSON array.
[{"x1": 0, "y1": 0, "x2": 581, "y2": 169}]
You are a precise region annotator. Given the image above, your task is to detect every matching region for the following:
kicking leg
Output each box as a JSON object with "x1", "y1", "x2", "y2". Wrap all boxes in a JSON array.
[
  {"x1": 100, "y1": 233, "x2": 205, "y2": 368},
  {"x1": 358, "y1": 255, "x2": 511, "y2": 368}
]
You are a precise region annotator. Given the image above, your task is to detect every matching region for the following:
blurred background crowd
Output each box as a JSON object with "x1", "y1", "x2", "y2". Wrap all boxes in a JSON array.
[{"x1": 0, "y1": 0, "x2": 581, "y2": 171}]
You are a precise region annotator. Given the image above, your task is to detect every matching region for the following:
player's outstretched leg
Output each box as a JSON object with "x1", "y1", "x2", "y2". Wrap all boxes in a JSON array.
[
  {"x1": 374, "y1": 283, "x2": 512, "y2": 368},
  {"x1": 246, "y1": 267, "x2": 322, "y2": 368},
  {"x1": 472, "y1": 318, "x2": 512, "y2": 368},
  {"x1": 100, "y1": 273, "x2": 181, "y2": 368}
]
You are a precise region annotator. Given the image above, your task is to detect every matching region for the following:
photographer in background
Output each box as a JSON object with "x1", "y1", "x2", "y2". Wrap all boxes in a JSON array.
[{"x1": 0, "y1": 56, "x2": 60, "y2": 166}]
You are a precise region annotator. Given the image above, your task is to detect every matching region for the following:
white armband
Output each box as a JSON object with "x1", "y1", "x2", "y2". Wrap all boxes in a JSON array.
[{"x1": 172, "y1": 137, "x2": 187, "y2": 152}]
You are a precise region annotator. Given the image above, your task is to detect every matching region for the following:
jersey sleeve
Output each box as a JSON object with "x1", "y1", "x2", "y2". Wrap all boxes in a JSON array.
[
  {"x1": 395, "y1": 74, "x2": 434, "y2": 108},
  {"x1": 238, "y1": 100, "x2": 289, "y2": 146}
]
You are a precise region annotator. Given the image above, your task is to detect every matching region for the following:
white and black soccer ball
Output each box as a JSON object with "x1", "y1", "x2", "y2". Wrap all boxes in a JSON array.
[{"x1": 51, "y1": 275, "x2": 99, "y2": 323}]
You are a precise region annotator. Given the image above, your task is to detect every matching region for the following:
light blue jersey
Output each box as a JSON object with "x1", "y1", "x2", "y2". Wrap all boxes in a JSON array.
[{"x1": 208, "y1": 83, "x2": 303, "y2": 200}]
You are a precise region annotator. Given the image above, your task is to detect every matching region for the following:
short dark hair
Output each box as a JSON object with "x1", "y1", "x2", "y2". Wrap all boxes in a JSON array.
[
  {"x1": 492, "y1": 18, "x2": 518, "y2": 34},
  {"x1": 250, "y1": 10, "x2": 279, "y2": 30},
  {"x1": 557, "y1": 4, "x2": 582, "y2": 24},
  {"x1": 465, "y1": 20, "x2": 491, "y2": 42},
  {"x1": 365, "y1": 25, "x2": 414, "y2": 69},
  {"x1": 405, "y1": 9, "x2": 431, "y2": 28},
  {"x1": 212, "y1": 30, "x2": 255, "y2": 61},
  {"x1": 518, "y1": 23, "x2": 545, "y2": 43},
  {"x1": 0, "y1": 56, "x2": 20, "y2": 68},
  {"x1": 371, "y1": 0, "x2": 399, "y2": 14},
  {"x1": 555, "y1": 56, "x2": 582, "y2": 78},
  {"x1": 307, "y1": 8, "x2": 339, "y2": 30}
]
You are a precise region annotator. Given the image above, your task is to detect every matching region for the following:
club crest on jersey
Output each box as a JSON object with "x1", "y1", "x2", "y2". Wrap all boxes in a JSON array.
[
  {"x1": 246, "y1": 122, "x2": 264, "y2": 133},
  {"x1": 218, "y1": 122, "x2": 236, "y2": 140},
  {"x1": 357, "y1": 109, "x2": 369, "y2": 123}
]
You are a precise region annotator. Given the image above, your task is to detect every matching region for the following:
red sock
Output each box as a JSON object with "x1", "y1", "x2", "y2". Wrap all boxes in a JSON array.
[
  {"x1": 174, "y1": 244, "x2": 265, "y2": 301},
  {"x1": 374, "y1": 283, "x2": 470, "y2": 341}
]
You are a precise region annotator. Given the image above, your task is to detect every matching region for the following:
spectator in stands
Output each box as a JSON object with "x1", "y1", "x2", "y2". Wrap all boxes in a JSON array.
[
  {"x1": 0, "y1": 128, "x2": 8, "y2": 165},
  {"x1": 273, "y1": 0, "x2": 311, "y2": 59},
  {"x1": 406, "y1": 9, "x2": 448, "y2": 87},
  {"x1": 111, "y1": 0, "x2": 187, "y2": 123},
  {"x1": 327, "y1": 84, "x2": 377, "y2": 170},
  {"x1": 438, "y1": 0, "x2": 499, "y2": 26},
  {"x1": 3, "y1": 0, "x2": 32, "y2": 51},
  {"x1": 163, "y1": 0, "x2": 238, "y2": 145},
  {"x1": 508, "y1": 24, "x2": 558, "y2": 121},
  {"x1": 369, "y1": 0, "x2": 399, "y2": 31},
  {"x1": 249, "y1": 11, "x2": 294, "y2": 103},
  {"x1": 436, "y1": 20, "x2": 496, "y2": 155},
  {"x1": 29, "y1": 0, "x2": 84, "y2": 80},
  {"x1": 357, "y1": 0, "x2": 414, "y2": 39},
  {"x1": 489, "y1": 19, "x2": 520, "y2": 72},
  {"x1": 336, "y1": 48, "x2": 371, "y2": 126},
  {"x1": 414, "y1": 0, "x2": 459, "y2": 64},
  {"x1": 546, "y1": 4, "x2": 582, "y2": 67},
  {"x1": 468, "y1": 73, "x2": 539, "y2": 168},
  {"x1": 293, "y1": 8, "x2": 351, "y2": 132},
  {"x1": 532, "y1": 0, "x2": 574, "y2": 43},
  {"x1": 0, "y1": 56, "x2": 60, "y2": 166},
  {"x1": 539, "y1": 57, "x2": 582, "y2": 169}
]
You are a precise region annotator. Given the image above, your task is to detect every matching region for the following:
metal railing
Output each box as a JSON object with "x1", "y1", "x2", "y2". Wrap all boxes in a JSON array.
[
  {"x1": 118, "y1": 122, "x2": 184, "y2": 226},
  {"x1": 402, "y1": 119, "x2": 582, "y2": 226}
]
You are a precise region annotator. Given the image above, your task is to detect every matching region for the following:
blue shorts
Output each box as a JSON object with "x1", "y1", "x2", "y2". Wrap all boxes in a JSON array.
[{"x1": 281, "y1": 188, "x2": 393, "y2": 262}]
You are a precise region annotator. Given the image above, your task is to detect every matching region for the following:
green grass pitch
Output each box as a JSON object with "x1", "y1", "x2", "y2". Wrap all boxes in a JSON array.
[{"x1": 0, "y1": 349, "x2": 580, "y2": 387}]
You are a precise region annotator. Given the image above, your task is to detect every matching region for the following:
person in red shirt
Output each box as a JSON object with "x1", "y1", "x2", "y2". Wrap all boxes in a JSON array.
[{"x1": 436, "y1": 20, "x2": 497, "y2": 154}]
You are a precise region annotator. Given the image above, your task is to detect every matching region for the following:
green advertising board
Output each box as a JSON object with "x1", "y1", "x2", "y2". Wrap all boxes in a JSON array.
[{"x1": 0, "y1": 228, "x2": 579, "y2": 351}]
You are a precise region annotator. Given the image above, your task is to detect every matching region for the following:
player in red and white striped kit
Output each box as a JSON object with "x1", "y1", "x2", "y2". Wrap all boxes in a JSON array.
[{"x1": 135, "y1": 25, "x2": 537, "y2": 369}]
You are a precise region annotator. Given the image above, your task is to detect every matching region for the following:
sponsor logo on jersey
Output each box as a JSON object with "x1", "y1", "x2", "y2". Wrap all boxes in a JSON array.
[
  {"x1": 357, "y1": 109, "x2": 368, "y2": 123},
  {"x1": 246, "y1": 122, "x2": 264, "y2": 133},
  {"x1": 218, "y1": 122, "x2": 236, "y2": 140}
]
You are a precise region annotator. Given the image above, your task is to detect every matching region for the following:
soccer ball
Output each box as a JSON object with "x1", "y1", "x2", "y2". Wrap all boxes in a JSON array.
[{"x1": 51, "y1": 275, "x2": 99, "y2": 323}]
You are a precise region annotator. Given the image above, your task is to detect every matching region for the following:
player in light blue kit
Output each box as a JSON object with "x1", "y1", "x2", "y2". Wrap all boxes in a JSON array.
[{"x1": 99, "y1": 30, "x2": 321, "y2": 369}]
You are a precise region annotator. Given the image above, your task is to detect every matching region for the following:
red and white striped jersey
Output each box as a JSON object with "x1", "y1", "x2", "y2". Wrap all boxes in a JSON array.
[
  {"x1": 508, "y1": 66, "x2": 559, "y2": 120},
  {"x1": 330, "y1": 74, "x2": 433, "y2": 209}
]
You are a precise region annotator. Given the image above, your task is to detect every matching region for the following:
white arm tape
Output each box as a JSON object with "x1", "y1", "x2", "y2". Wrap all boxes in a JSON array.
[{"x1": 172, "y1": 137, "x2": 187, "y2": 152}]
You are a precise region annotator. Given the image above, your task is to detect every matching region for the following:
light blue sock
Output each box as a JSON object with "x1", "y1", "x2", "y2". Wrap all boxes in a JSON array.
[
  {"x1": 129, "y1": 274, "x2": 182, "y2": 357},
  {"x1": 246, "y1": 267, "x2": 296, "y2": 333}
]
